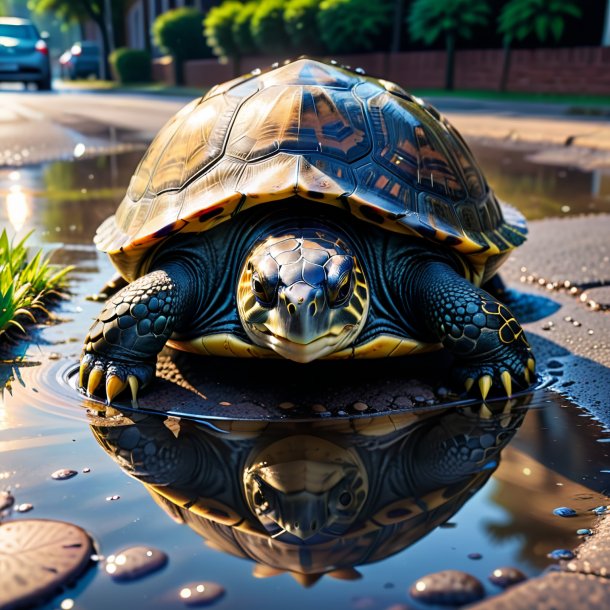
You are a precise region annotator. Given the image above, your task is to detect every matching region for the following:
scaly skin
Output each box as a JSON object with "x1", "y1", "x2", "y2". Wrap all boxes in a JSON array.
[
  {"x1": 408, "y1": 261, "x2": 535, "y2": 399},
  {"x1": 79, "y1": 265, "x2": 194, "y2": 404}
]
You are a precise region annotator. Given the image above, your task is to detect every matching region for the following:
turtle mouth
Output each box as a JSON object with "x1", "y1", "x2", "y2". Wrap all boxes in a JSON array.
[{"x1": 249, "y1": 324, "x2": 356, "y2": 363}]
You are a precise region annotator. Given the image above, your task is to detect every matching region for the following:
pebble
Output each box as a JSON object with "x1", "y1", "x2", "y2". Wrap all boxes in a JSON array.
[
  {"x1": 278, "y1": 402, "x2": 295, "y2": 410},
  {"x1": 82, "y1": 468, "x2": 91, "y2": 473},
  {"x1": 409, "y1": 570, "x2": 484, "y2": 605},
  {"x1": 592, "y1": 506, "x2": 608, "y2": 515},
  {"x1": 51, "y1": 469, "x2": 78, "y2": 480},
  {"x1": 0, "y1": 519, "x2": 93, "y2": 609},
  {"x1": 577, "y1": 528, "x2": 592, "y2": 536},
  {"x1": 106, "y1": 495, "x2": 120, "y2": 501},
  {"x1": 547, "y1": 549, "x2": 575, "y2": 560},
  {"x1": 0, "y1": 491, "x2": 14, "y2": 514},
  {"x1": 352, "y1": 401, "x2": 368, "y2": 412},
  {"x1": 16, "y1": 503, "x2": 33, "y2": 513},
  {"x1": 467, "y1": 553, "x2": 482, "y2": 560},
  {"x1": 178, "y1": 581, "x2": 225, "y2": 606},
  {"x1": 311, "y1": 404, "x2": 327, "y2": 413},
  {"x1": 552, "y1": 506, "x2": 577, "y2": 517},
  {"x1": 105, "y1": 546, "x2": 168, "y2": 581},
  {"x1": 488, "y1": 567, "x2": 527, "y2": 588}
]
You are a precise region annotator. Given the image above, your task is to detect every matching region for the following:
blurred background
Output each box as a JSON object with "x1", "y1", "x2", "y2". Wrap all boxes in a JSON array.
[{"x1": 0, "y1": 0, "x2": 607, "y2": 95}]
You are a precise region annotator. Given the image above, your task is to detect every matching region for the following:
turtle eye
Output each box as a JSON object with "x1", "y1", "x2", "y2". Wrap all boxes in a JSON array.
[
  {"x1": 251, "y1": 272, "x2": 276, "y2": 307},
  {"x1": 328, "y1": 272, "x2": 353, "y2": 308}
]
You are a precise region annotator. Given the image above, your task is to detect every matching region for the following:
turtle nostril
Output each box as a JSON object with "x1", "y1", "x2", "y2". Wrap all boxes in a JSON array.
[
  {"x1": 308, "y1": 302, "x2": 316, "y2": 317},
  {"x1": 287, "y1": 303, "x2": 296, "y2": 316}
]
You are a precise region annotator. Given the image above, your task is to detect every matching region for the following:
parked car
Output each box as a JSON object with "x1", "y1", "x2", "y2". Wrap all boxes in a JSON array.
[
  {"x1": 0, "y1": 17, "x2": 51, "y2": 90},
  {"x1": 59, "y1": 41, "x2": 100, "y2": 80}
]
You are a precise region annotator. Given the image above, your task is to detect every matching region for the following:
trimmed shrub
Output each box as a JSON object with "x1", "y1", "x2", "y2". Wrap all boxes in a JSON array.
[
  {"x1": 284, "y1": 0, "x2": 326, "y2": 55},
  {"x1": 318, "y1": 0, "x2": 393, "y2": 54},
  {"x1": 204, "y1": 1, "x2": 243, "y2": 61},
  {"x1": 109, "y1": 47, "x2": 152, "y2": 83},
  {"x1": 251, "y1": 0, "x2": 292, "y2": 56},
  {"x1": 152, "y1": 7, "x2": 213, "y2": 83}
]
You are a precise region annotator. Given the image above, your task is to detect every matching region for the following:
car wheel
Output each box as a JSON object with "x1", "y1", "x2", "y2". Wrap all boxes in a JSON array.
[{"x1": 37, "y1": 76, "x2": 52, "y2": 91}]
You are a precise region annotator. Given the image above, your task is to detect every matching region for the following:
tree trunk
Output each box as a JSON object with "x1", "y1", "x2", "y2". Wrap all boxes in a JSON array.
[
  {"x1": 390, "y1": 0, "x2": 404, "y2": 54},
  {"x1": 174, "y1": 57, "x2": 184, "y2": 86},
  {"x1": 95, "y1": 16, "x2": 111, "y2": 80},
  {"x1": 499, "y1": 38, "x2": 512, "y2": 92},
  {"x1": 445, "y1": 31, "x2": 455, "y2": 90}
]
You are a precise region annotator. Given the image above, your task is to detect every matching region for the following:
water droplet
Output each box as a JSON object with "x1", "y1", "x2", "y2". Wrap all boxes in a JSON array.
[
  {"x1": 104, "y1": 546, "x2": 167, "y2": 581},
  {"x1": 51, "y1": 469, "x2": 78, "y2": 480},
  {"x1": 410, "y1": 570, "x2": 484, "y2": 604},
  {"x1": 488, "y1": 566, "x2": 527, "y2": 588},
  {"x1": 73, "y1": 143, "x2": 86, "y2": 158},
  {"x1": 553, "y1": 506, "x2": 577, "y2": 517},
  {"x1": 178, "y1": 581, "x2": 225, "y2": 606},
  {"x1": 547, "y1": 549, "x2": 575, "y2": 560}
]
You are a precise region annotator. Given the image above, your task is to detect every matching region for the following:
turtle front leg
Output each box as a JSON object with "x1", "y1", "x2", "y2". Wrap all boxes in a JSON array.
[
  {"x1": 409, "y1": 261, "x2": 535, "y2": 399},
  {"x1": 79, "y1": 266, "x2": 193, "y2": 404}
]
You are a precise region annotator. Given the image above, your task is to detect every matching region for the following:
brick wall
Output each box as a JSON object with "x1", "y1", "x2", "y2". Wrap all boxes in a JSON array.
[{"x1": 176, "y1": 47, "x2": 610, "y2": 94}]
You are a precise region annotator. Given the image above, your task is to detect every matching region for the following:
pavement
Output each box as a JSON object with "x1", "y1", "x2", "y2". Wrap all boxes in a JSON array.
[{"x1": 1, "y1": 87, "x2": 609, "y2": 609}]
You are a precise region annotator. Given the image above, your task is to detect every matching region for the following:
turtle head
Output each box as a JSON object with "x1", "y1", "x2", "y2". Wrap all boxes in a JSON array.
[{"x1": 237, "y1": 228, "x2": 369, "y2": 363}]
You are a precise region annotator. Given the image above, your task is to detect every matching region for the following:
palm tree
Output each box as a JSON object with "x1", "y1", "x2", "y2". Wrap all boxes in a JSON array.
[
  {"x1": 407, "y1": 0, "x2": 490, "y2": 91},
  {"x1": 498, "y1": 0, "x2": 582, "y2": 92}
]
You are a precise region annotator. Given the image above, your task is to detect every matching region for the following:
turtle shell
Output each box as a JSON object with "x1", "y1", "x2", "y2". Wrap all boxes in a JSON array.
[{"x1": 96, "y1": 58, "x2": 527, "y2": 282}]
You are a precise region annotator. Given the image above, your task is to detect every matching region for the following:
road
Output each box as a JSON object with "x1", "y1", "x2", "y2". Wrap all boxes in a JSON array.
[{"x1": 0, "y1": 89, "x2": 187, "y2": 166}]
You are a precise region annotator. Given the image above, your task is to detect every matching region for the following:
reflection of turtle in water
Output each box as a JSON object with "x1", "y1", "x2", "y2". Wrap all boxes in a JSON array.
[
  {"x1": 90, "y1": 400, "x2": 529, "y2": 585},
  {"x1": 79, "y1": 58, "x2": 534, "y2": 405}
]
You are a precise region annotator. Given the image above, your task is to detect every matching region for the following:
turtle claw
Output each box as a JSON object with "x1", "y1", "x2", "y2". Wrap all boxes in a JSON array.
[
  {"x1": 500, "y1": 371, "x2": 512, "y2": 397},
  {"x1": 478, "y1": 375, "x2": 492, "y2": 400},
  {"x1": 127, "y1": 375, "x2": 139, "y2": 408},
  {"x1": 106, "y1": 375, "x2": 127, "y2": 403},
  {"x1": 87, "y1": 368, "x2": 103, "y2": 395},
  {"x1": 464, "y1": 377, "x2": 475, "y2": 392},
  {"x1": 78, "y1": 352, "x2": 154, "y2": 404}
]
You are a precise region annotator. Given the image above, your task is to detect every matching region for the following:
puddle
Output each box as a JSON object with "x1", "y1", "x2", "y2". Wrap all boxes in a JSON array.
[
  {"x1": 470, "y1": 142, "x2": 610, "y2": 220},
  {"x1": 0, "y1": 143, "x2": 609, "y2": 608}
]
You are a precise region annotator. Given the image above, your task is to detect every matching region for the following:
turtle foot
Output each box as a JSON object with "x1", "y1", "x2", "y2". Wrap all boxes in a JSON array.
[
  {"x1": 78, "y1": 352, "x2": 155, "y2": 407},
  {"x1": 452, "y1": 344, "x2": 536, "y2": 400}
]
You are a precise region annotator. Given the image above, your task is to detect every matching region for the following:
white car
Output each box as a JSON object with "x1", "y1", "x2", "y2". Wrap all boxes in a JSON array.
[{"x1": 0, "y1": 17, "x2": 51, "y2": 90}]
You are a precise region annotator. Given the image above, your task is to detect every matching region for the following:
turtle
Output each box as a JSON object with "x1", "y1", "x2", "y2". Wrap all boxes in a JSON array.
[{"x1": 79, "y1": 58, "x2": 535, "y2": 405}]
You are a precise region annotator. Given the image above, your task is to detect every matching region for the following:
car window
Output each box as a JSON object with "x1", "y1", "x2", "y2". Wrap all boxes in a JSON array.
[
  {"x1": 0, "y1": 24, "x2": 38, "y2": 39},
  {"x1": 80, "y1": 45, "x2": 99, "y2": 56}
]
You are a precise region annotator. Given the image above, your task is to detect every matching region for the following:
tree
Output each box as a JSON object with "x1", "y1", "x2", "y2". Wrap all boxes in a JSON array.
[
  {"x1": 407, "y1": 0, "x2": 490, "y2": 90},
  {"x1": 317, "y1": 0, "x2": 393, "y2": 54},
  {"x1": 29, "y1": 0, "x2": 117, "y2": 79},
  {"x1": 232, "y1": 3, "x2": 258, "y2": 57},
  {"x1": 284, "y1": 0, "x2": 326, "y2": 55},
  {"x1": 251, "y1": 0, "x2": 292, "y2": 56},
  {"x1": 153, "y1": 7, "x2": 213, "y2": 85},
  {"x1": 498, "y1": 0, "x2": 582, "y2": 91},
  {"x1": 204, "y1": 1, "x2": 243, "y2": 62}
]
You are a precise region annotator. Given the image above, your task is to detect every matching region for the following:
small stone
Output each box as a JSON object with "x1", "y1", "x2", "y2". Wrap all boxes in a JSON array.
[
  {"x1": 16, "y1": 503, "x2": 33, "y2": 513},
  {"x1": 467, "y1": 553, "x2": 482, "y2": 560},
  {"x1": 577, "y1": 529, "x2": 592, "y2": 536},
  {"x1": 105, "y1": 546, "x2": 168, "y2": 581},
  {"x1": 592, "y1": 506, "x2": 608, "y2": 515},
  {"x1": 353, "y1": 401, "x2": 368, "y2": 412},
  {"x1": 437, "y1": 387, "x2": 449, "y2": 398},
  {"x1": 394, "y1": 396, "x2": 414, "y2": 408},
  {"x1": 278, "y1": 402, "x2": 295, "y2": 410},
  {"x1": 51, "y1": 469, "x2": 78, "y2": 480},
  {"x1": 311, "y1": 404, "x2": 327, "y2": 413},
  {"x1": 82, "y1": 468, "x2": 91, "y2": 473},
  {"x1": 219, "y1": 401, "x2": 231, "y2": 406},
  {"x1": 106, "y1": 495, "x2": 120, "y2": 501},
  {"x1": 553, "y1": 506, "x2": 577, "y2": 517},
  {"x1": 178, "y1": 581, "x2": 225, "y2": 606},
  {"x1": 488, "y1": 567, "x2": 527, "y2": 588},
  {"x1": 409, "y1": 570, "x2": 484, "y2": 605},
  {"x1": 547, "y1": 549, "x2": 575, "y2": 560},
  {"x1": 414, "y1": 395, "x2": 426, "y2": 403},
  {"x1": 0, "y1": 491, "x2": 14, "y2": 513}
]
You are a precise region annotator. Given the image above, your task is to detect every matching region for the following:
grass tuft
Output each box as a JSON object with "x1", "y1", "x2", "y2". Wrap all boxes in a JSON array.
[{"x1": 0, "y1": 229, "x2": 73, "y2": 341}]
